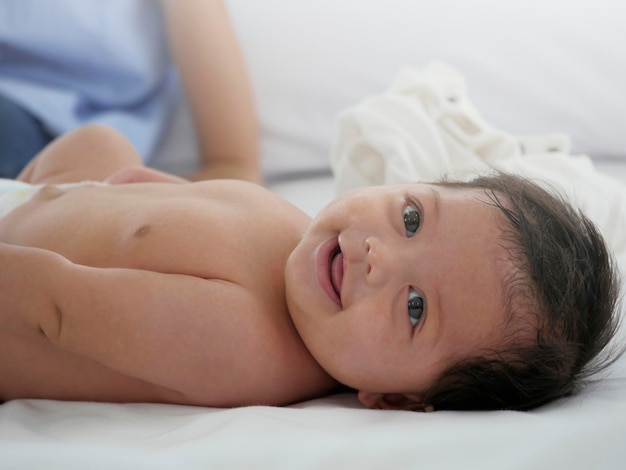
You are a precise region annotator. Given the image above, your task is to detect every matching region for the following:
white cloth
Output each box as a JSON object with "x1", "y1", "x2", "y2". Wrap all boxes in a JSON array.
[
  {"x1": 331, "y1": 63, "x2": 626, "y2": 264},
  {"x1": 0, "y1": 179, "x2": 105, "y2": 218}
]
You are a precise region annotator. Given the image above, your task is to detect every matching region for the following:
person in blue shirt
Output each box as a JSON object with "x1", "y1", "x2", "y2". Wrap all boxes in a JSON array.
[{"x1": 0, "y1": 0, "x2": 259, "y2": 182}]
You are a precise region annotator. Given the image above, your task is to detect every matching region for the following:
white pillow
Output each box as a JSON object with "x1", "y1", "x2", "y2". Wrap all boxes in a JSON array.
[{"x1": 153, "y1": 0, "x2": 626, "y2": 180}]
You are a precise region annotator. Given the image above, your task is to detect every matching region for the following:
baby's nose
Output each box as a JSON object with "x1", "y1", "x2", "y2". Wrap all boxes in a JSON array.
[{"x1": 364, "y1": 236, "x2": 402, "y2": 286}]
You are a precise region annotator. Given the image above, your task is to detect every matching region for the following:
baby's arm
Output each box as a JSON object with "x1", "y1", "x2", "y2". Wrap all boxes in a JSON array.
[{"x1": 0, "y1": 241, "x2": 281, "y2": 406}]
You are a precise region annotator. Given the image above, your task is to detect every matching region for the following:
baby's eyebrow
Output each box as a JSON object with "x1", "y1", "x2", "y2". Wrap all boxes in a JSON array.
[
  {"x1": 423, "y1": 187, "x2": 443, "y2": 345},
  {"x1": 429, "y1": 188, "x2": 441, "y2": 219}
]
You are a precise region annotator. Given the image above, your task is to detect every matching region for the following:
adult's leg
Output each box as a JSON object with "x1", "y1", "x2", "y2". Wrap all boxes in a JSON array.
[
  {"x1": 18, "y1": 125, "x2": 143, "y2": 185},
  {"x1": 0, "y1": 93, "x2": 53, "y2": 178}
]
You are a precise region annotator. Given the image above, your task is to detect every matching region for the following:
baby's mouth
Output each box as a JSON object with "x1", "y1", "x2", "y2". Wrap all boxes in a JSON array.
[{"x1": 329, "y1": 246, "x2": 344, "y2": 303}]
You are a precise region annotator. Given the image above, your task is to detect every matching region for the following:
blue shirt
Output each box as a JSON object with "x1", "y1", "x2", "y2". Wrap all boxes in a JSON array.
[{"x1": 0, "y1": 0, "x2": 179, "y2": 162}]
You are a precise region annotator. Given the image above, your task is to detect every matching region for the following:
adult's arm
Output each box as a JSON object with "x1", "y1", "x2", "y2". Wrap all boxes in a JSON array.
[{"x1": 161, "y1": 0, "x2": 260, "y2": 183}]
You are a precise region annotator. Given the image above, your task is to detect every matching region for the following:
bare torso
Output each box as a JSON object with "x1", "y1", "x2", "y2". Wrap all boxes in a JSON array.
[{"x1": 0, "y1": 180, "x2": 338, "y2": 406}]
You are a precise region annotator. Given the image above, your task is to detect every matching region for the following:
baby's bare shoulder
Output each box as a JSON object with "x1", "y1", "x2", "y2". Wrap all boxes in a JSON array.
[{"x1": 189, "y1": 179, "x2": 296, "y2": 208}]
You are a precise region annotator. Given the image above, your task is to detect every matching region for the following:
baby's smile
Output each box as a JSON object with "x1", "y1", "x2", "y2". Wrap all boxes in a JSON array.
[
  {"x1": 315, "y1": 237, "x2": 343, "y2": 307},
  {"x1": 329, "y1": 245, "x2": 344, "y2": 303}
]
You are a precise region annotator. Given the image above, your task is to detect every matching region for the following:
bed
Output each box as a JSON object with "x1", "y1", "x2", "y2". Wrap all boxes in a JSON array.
[{"x1": 2, "y1": 1, "x2": 625, "y2": 468}]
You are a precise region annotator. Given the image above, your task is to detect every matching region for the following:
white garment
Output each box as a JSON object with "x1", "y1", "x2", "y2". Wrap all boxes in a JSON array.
[
  {"x1": 0, "y1": 179, "x2": 105, "y2": 218},
  {"x1": 331, "y1": 62, "x2": 626, "y2": 264}
]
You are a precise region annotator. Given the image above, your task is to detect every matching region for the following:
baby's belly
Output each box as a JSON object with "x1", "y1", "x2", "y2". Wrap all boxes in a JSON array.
[{"x1": 0, "y1": 329, "x2": 184, "y2": 404}]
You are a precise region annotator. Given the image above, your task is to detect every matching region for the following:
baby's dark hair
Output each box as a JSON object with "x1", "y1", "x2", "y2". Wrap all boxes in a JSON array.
[{"x1": 421, "y1": 172, "x2": 622, "y2": 411}]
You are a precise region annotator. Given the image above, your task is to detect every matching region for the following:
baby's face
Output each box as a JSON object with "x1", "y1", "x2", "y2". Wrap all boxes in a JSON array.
[{"x1": 285, "y1": 183, "x2": 513, "y2": 403}]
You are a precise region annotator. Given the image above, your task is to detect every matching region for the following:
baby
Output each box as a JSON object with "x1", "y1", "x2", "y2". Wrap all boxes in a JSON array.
[{"x1": 0, "y1": 125, "x2": 620, "y2": 411}]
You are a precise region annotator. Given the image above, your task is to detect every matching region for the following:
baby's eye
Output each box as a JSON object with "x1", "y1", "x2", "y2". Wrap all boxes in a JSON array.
[
  {"x1": 408, "y1": 288, "x2": 424, "y2": 328},
  {"x1": 404, "y1": 204, "x2": 421, "y2": 237}
]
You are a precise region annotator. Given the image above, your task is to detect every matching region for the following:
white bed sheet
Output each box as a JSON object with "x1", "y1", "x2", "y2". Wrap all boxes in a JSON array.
[{"x1": 1, "y1": 383, "x2": 625, "y2": 470}]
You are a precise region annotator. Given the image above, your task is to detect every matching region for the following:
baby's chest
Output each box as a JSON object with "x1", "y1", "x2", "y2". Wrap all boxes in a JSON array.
[{"x1": 120, "y1": 205, "x2": 294, "y2": 284}]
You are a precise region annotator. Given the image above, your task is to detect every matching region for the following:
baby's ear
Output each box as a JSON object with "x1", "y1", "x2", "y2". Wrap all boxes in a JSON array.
[{"x1": 357, "y1": 391, "x2": 434, "y2": 412}]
